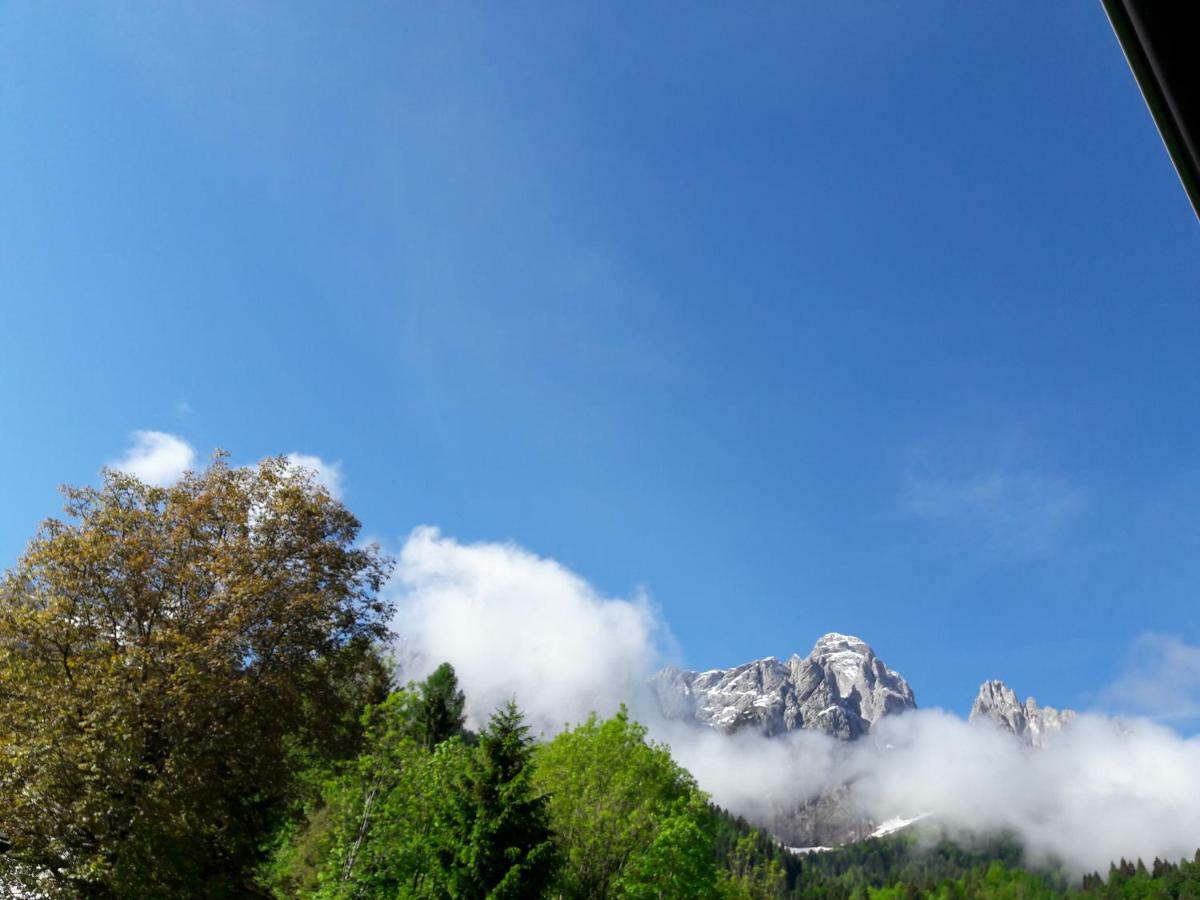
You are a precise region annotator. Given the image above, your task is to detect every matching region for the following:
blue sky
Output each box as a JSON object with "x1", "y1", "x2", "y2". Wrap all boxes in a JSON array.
[{"x1": 3, "y1": 2, "x2": 1199, "y2": 716}]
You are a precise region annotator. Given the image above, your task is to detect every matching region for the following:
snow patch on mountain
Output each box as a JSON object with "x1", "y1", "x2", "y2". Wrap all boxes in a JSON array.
[{"x1": 870, "y1": 812, "x2": 933, "y2": 838}]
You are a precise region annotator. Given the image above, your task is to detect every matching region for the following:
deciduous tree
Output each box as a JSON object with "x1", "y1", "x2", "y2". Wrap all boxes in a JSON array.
[
  {"x1": 532, "y1": 706, "x2": 721, "y2": 899},
  {"x1": 0, "y1": 455, "x2": 392, "y2": 898}
]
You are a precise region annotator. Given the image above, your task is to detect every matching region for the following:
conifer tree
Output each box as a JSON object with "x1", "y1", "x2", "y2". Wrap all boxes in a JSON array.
[
  {"x1": 455, "y1": 700, "x2": 559, "y2": 898},
  {"x1": 415, "y1": 662, "x2": 467, "y2": 750}
]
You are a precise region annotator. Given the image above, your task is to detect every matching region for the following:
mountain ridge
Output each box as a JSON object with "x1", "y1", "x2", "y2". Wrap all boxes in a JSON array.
[
  {"x1": 655, "y1": 633, "x2": 1079, "y2": 744},
  {"x1": 653, "y1": 633, "x2": 1081, "y2": 848},
  {"x1": 653, "y1": 632, "x2": 917, "y2": 740}
]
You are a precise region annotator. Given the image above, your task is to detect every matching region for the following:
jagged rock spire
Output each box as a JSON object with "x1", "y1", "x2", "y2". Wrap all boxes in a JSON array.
[{"x1": 969, "y1": 679, "x2": 1075, "y2": 747}]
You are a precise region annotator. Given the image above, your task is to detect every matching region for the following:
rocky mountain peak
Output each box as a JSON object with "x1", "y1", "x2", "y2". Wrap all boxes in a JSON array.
[
  {"x1": 969, "y1": 679, "x2": 1075, "y2": 747},
  {"x1": 653, "y1": 633, "x2": 916, "y2": 740},
  {"x1": 812, "y1": 632, "x2": 869, "y2": 651}
]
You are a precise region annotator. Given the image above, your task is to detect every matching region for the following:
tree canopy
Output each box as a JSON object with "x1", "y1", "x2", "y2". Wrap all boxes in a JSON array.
[
  {"x1": 0, "y1": 456, "x2": 392, "y2": 898},
  {"x1": 275, "y1": 676, "x2": 557, "y2": 899},
  {"x1": 532, "y1": 706, "x2": 722, "y2": 899},
  {"x1": 414, "y1": 661, "x2": 467, "y2": 750}
]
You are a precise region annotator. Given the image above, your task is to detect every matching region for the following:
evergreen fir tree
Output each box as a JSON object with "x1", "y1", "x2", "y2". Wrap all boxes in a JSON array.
[
  {"x1": 455, "y1": 700, "x2": 559, "y2": 899},
  {"x1": 415, "y1": 662, "x2": 466, "y2": 750}
]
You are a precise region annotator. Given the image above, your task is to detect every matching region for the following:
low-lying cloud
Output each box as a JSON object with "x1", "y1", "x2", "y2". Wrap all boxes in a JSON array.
[
  {"x1": 847, "y1": 711, "x2": 1200, "y2": 874},
  {"x1": 389, "y1": 526, "x2": 670, "y2": 734},
  {"x1": 388, "y1": 527, "x2": 1200, "y2": 876}
]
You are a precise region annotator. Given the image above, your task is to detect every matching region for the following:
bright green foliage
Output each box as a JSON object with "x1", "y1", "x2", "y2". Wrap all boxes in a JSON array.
[
  {"x1": 342, "y1": 662, "x2": 464, "y2": 753},
  {"x1": 261, "y1": 689, "x2": 427, "y2": 897},
  {"x1": 260, "y1": 795, "x2": 340, "y2": 898},
  {"x1": 274, "y1": 691, "x2": 557, "y2": 899},
  {"x1": 805, "y1": 845, "x2": 1200, "y2": 899},
  {"x1": 0, "y1": 456, "x2": 392, "y2": 898},
  {"x1": 265, "y1": 665, "x2": 471, "y2": 895},
  {"x1": 791, "y1": 830, "x2": 1035, "y2": 899},
  {"x1": 712, "y1": 808, "x2": 799, "y2": 897},
  {"x1": 869, "y1": 860, "x2": 1060, "y2": 899},
  {"x1": 615, "y1": 808, "x2": 723, "y2": 899},
  {"x1": 306, "y1": 690, "x2": 463, "y2": 898},
  {"x1": 532, "y1": 706, "x2": 723, "y2": 899},
  {"x1": 718, "y1": 830, "x2": 790, "y2": 899},
  {"x1": 320, "y1": 734, "x2": 471, "y2": 898},
  {"x1": 1078, "y1": 851, "x2": 1200, "y2": 899}
]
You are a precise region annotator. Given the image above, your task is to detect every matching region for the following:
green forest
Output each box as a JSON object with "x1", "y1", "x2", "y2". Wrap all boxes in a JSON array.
[{"x1": 2, "y1": 459, "x2": 1198, "y2": 899}]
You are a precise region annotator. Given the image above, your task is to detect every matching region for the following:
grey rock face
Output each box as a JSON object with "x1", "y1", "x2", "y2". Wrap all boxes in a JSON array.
[
  {"x1": 766, "y1": 785, "x2": 875, "y2": 849},
  {"x1": 969, "y1": 680, "x2": 1075, "y2": 747},
  {"x1": 654, "y1": 633, "x2": 916, "y2": 740}
]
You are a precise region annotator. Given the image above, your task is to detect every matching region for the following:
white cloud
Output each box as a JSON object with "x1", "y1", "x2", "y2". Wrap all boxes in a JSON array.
[
  {"x1": 1100, "y1": 633, "x2": 1200, "y2": 722},
  {"x1": 111, "y1": 431, "x2": 196, "y2": 487},
  {"x1": 667, "y1": 695, "x2": 1200, "y2": 876},
  {"x1": 388, "y1": 526, "x2": 670, "y2": 734},
  {"x1": 845, "y1": 711, "x2": 1200, "y2": 874},
  {"x1": 284, "y1": 453, "x2": 344, "y2": 500},
  {"x1": 675, "y1": 700, "x2": 1200, "y2": 876}
]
